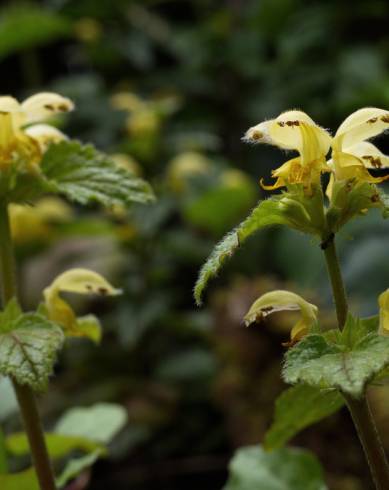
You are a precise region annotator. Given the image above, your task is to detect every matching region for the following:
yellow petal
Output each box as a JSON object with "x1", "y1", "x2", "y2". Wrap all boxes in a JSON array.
[
  {"x1": 21, "y1": 92, "x2": 74, "y2": 123},
  {"x1": 0, "y1": 96, "x2": 21, "y2": 112},
  {"x1": 332, "y1": 151, "x2": 389, "y2": 183},
  {"x1": 244, "y1": 289, "x2": 318, "y2": 342},
  {"x1": 242, "y1": 120, "x2": 273, "y2": 145},
  {"x1": 43, "y1": 268, "x2": 121, "y2": 337},
  {"x1": 379, "y1": 289, "x2": 389, "y2": 336},
  {"x1": 344, "y1": 141, "x2": 389, "y2": 169},
  {"x1": 46, "y1": 268, "x2": 121, "y2": 297},
  {"x1": 334, "y1": 107, "x2": 389, "y2": 150},
  {"x1": 25, "y1": 124, "x2": 67, "y2": 151},
  {"x1": 269, "y1": 110, "x2": 331, "y2": 163}
]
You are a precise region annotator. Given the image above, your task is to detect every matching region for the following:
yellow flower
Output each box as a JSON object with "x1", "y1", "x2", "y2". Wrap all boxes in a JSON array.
[
  {"x1": 0, "y1": 92, "x2": 73, "y2": 168},
  {"x1": 243, "y1": 110, "x2": 331, "y2": 192},
  {"x1": 43, "y1": 268, "x2": 121, "y2": 340},
  {"x1": 244, "y1": 289, "x2": 318, "y2": 344},
  {"x1": 330, "y1": 108, "x2": 389, "y2": 185},
  {"x1": 379, "y1": 289, "x2": 389, "y2": 336},
  {"x1": 10, "y1": 197, "x2": 72, "y2": 245}
]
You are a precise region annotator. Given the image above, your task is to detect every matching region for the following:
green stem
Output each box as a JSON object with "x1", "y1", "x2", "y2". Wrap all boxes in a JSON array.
[
  {"x1": 0, "y1": 201, "x2": 57, "y2": 490},
  {"x1": 322, "y1": 237, "x2": 348, "y2": 328},
  {"x1": 322, "y1": 235, "x2": 389, "y2": 490}
]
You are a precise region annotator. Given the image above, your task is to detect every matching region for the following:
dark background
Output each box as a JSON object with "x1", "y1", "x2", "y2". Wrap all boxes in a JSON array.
[{"x1": 2, "y1": 0, "x2": 389, "y2": 488}]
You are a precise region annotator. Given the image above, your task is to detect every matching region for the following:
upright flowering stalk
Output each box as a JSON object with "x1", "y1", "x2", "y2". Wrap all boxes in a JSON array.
[
  {"x1": 0, "y1": 92, "x2": 153, "y2": 490},
  {"x1": 196, "y1": 107, "x2": 389, "y2": 489}
]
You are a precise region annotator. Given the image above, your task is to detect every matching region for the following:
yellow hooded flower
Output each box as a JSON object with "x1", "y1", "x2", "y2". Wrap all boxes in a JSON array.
[
  {"x1": 379, "y1": 289, "x2": 389, "y2": 336},
  {"x1": 330, "y1": 108, "x2": 389, "y2": 185},
  {"x1": 243, "y1": 110, "x2": 331, "y2": 192},
  {"x1": 43, "y1": 268, "x2": 121, "y2": 342},
  {"x1": 0, "y1": 92, "x2": 73, "y2": 168},
  {"x1": 244, "y1": 290, "x2": 318, "y2": 344}
]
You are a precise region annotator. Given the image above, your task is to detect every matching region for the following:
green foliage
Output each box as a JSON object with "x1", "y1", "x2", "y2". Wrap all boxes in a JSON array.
[
  {"x1": 326, "y1": 180, "x2": 382, "y2": 232},
  {"x1": 283, "y1": 318, "x2": 389, "y2": 398},
  {"x1": 379, "y1": 190, "x2": 389, "y2": 218},
  {"x1": 223, "y1": 445, "x2": 327, "y2": 490},
  {"x1": 0, "y1": 468, "x2": 39, "y2": 490},
  {"x1": 0, "y1": 5, "x2": 70, "y2": 60},
  {"x1": 194, "y1": 186, "x2": 329, "y2": 304},
  {"x1": 194, "y1": 198, "x2": 290, "y2": 305},
  {"x1": 0, "y1": 300, "x2": 64, "y2": 391},
  {"x1": 56, "y1": 450, "x2": 101, "y2": 488},
  {"x1": 40, "y1": 141, "x2": 155, "y2": 209},
  {"x1": 264, "y1": 384, "x2": 344, "y2": 450},
  {"x1": 54, "y1": 402, "x2": 128, "y2": 444}
]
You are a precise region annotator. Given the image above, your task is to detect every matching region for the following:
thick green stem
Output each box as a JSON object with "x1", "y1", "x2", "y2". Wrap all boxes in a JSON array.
[
  {"x1": 322, "y1": 235, "x2": 389, "y2": 490},
  {"x1": 0, "y1": 201, "x2": 56, "y2": 490},
  {"x1": 345, "y1": 395, "x2": 389, "y2": 490},
  {"x1": 322, "y1": 238, "x2": 348, "y2": 328}
]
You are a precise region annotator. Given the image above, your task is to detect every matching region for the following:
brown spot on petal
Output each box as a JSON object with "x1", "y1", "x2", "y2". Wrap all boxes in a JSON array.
[
  {"x1": 251, "y1": 130, "x2": 262, "y2": 141},
  {"x1": 98, "y1": 287, "x2": 108, "y2": 295},
  {"x1": 44, "y1": 104, "x2": 55, "y2": 111},
  {"x1": 277, "y1": 121, "x2": 285, "y2": 127},
  {"x1": 367, "y1": 117, "x2": 377, "y2": 124},
  {"x1": 58, "y1": 103, "x2": 70, "y2": 112},
  {"x1": 285, "y1": 120, "x2": 300, "y2": 127},
  {"x1": 381, "y1": 115, "x2": 389, "y2": 123}
]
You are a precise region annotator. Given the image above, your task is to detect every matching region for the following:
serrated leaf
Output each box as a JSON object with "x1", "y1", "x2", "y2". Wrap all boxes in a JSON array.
[
  {"x1": 264, "y1": 384, "x2": 344, "y2": 450},
  {"x1": 194, "y1": 198, "x2": 290, "y2": 305},
  {"x1": 0, "y1": 313, "x2": 64, "y2": 390},
  {"x1": 223, "y1": 445, "x2": 327, "y2": 490},
  {"x1": 283, "y1": 332, "x2": 389, "y2": 398},
  {"x1": 6, "y1": 433, "x2": 104, "y2": 459},
  {"x1": 0, "y1": 468, "x2": 39, "y2": 490},
  {"x1": 40, "y1": 141, "x2": 154, "y2": 209},
  {"x1": 56, "y1": 450, "x2": 101, "y2": 489}
]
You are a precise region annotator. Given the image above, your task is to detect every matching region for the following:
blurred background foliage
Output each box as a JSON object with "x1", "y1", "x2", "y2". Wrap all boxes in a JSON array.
[{"x1": 1, "y1": 0, "x2": 389, "y2": 488}]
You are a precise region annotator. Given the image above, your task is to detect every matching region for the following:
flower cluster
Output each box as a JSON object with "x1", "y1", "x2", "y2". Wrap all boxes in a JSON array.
[
  {"x1": 0, "y1": 92, "x2": 73, "y2": 170},
  {"x1": 243, "y1": 108, "x2": 389, "y2": 196}
]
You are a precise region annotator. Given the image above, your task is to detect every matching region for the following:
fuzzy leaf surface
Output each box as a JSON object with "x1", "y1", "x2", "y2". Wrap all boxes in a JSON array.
[
  {"x1": 283, "y1": 331, "x2": 389, "y2": 398},
  {"x1": 264, "y1": 384, "x2": 344, "y2": 450},
  {"x1": 0, "y1": 307, "x2": 64, "y2": 391},
  {"x1": 40, "y1": 141, "x2": 154, "y2": 208},
  {"x1": 223, "y1": 445, "x2": 327, "y2": 490},
  {"x1": 194, "y1": 198, "x2": 290, "y2": 304}
]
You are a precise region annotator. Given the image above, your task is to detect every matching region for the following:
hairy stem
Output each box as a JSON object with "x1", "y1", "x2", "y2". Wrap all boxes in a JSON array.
[
  {"x1": 0, "y1": 200, "x2": 56, "y2": 490},
  {"x1": 323, "y1": 235, "x2": 389, "y2": 490},
  {"x1": 323, "y1": 238, "x2": 348, "y2": 328}
]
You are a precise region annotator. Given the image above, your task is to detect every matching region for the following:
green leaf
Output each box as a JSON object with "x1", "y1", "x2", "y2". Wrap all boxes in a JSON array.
[
  {"x1": 0, "y1": 5, "x2": 70, "y2": 60},
  {"x1": 6, "y1": 433, "x2": 104, "y2": 459},
  {"x1": 0, "y1": 468, "x2": 39, "y2": 490},
  {"x1": 379, "y1": 190, "x2": 389, "y2": 218},
  {"x1": 283, "y1": 331, "x2": 389, "y2": 398},
  {"x1": 223, "y1": 445, "x2": 327, "y2": 490},
  {"x1": 194, "y1": 198, "x2": 290, "y2": 305},
  {"x1": 40, "y1": 141, "x2": 154, "y2": 209},
  {"x1": 264, "y1": 384, "x2": 344, "y2": 450},
  {"x1": 54, "y1": 403, "x2": 128, "y2": 444},
  {"x1": 194, "y1": 186, "x2": 328, "y2": 305},
  {"x1": 0, "y1": 312, "x2": 64, "y2": 391},
  {"x1": 340, "y1": 315, "x2": 379, "y2": 348},
  {"x1": 56, "y1": 450, "x2": 101, "y2": 488}
]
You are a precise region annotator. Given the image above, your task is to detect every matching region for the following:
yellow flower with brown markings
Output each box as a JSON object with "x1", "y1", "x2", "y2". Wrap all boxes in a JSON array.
[
  {"x1": 244, "y1": 290, "x2": 318, "y2": 345},
  {"x1": 327, "y1": 108, "x2": 389, "y2": 196},
  {"x1": 0, "y1": 92, "x2": 73, "y2": 169},
  {"x1": 243, "y1": 110, "x2": 331, "y2": 193},
  {"x1": 43, "y1": 268, "x2": 121, "y2": 338}
]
